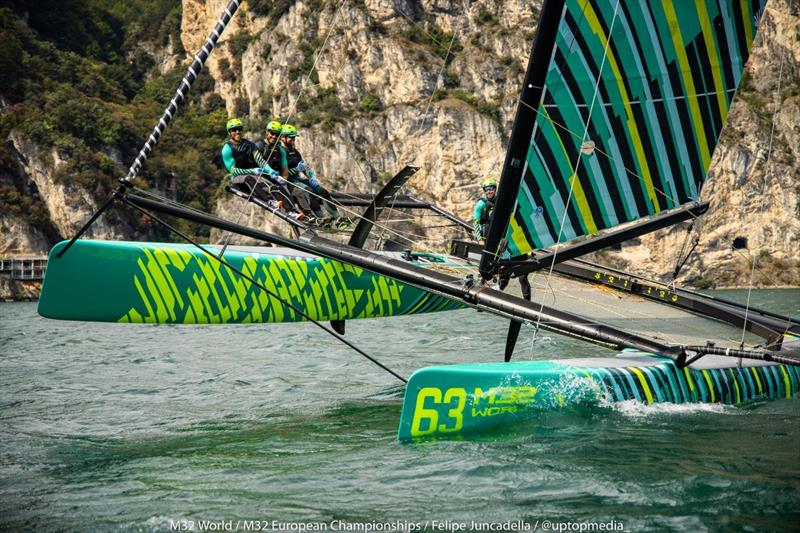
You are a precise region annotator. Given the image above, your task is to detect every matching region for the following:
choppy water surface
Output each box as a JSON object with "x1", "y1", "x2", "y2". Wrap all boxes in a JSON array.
[{"x1": 1, "y1": 289, "x2": 798, "y2": 532}]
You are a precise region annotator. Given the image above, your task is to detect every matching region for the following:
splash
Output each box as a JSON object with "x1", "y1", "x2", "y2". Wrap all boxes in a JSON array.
[{"x1": 609, "y1": 399, "x2": 740, "y2": 418}]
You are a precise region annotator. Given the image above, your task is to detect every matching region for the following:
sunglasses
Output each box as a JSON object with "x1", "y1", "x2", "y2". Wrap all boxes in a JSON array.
[
  {"x1": 483, "y1": 186, "x2": 497, "y2": 192},
  {"x1": 229, "y1": 127, "x2": 243, "y2": 133}
]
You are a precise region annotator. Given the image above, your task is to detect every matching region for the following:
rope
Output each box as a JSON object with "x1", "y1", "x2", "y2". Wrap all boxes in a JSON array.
[
  {"x1": 529, "y1": 0, "x2": 622, "y2": 348},
  {"x1": 124, "y1": 0, "x2": 243, "y2": 183},
  {"x1": 739, "y1": 14, "x2": 787, "y2": 350},
  {"x1": 219, "y1": 0, "x2": 347, "y2": 252},
  {"x1": 120, "y1": 194, "x2": 407, "y2": 384}
]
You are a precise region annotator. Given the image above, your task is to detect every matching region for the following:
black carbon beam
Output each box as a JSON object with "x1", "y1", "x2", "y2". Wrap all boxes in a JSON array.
[
  {"x1": 347, "y1": 165, "x2": 420, "y2": 249},
  {"x1": 499, "y1": 202, "x2": 710, "y2": 278},
  {"x1": 123, "y1": 192, "x2": 692, "y2": 361}
]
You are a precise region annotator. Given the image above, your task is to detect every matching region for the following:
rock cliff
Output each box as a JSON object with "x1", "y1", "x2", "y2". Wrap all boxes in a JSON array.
[
  {"x1": 193, "y1": 0, "x2": 800, "y2": 287},
  {"x1": 2, "y1": 0, "x2": 798, "y2": 293}
]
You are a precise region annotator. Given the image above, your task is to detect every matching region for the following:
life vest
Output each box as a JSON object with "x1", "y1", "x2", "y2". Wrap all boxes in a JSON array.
[
  {"x1": 224, "y1": 139, "x2": 258, "y2": 168},
  {"x1": 255, "y1": 139, "x2": 287, "y2": 172},
  {"x1": 479, "y1": 196, "x2": 495, "y2": 224},
  {"x1": 284, "y1": 145, "x2": 303, "y2": 170}
]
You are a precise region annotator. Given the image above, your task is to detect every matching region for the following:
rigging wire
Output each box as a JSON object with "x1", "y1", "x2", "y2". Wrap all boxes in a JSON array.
[
  {"x1": 119, "y1": 193, "x2": 408, "y2": 384},
  {"x1": 381, "y1": 28, "x2": 458, "y2": 248},
  {"x1": 217, "y1": 0, "x2": 348, "y2": 255},
  {"x1": 516, "y1": 102, "x2": 706, "y2": 225},
  {"x1": 528, "y1": 0, "x2": 622, "y2": 349},
  {"x1": 119, "y1": 4, "x2": 744, "y2": 354},
  {"x1": 739, "y1": 17, "x2": 787, "y2": 351},
  {"x1": 669, "y1": 220, "x2": 701, "y2": 285},
  {"x1": 120, "y1": 2, "x2": 767, "y2": 356},
  {"x1": 306, "y1": 24, "x2": 463, "y2": 250},
  {"x1": 209, "y1": 1, "x2": 465, "y2": 257}
]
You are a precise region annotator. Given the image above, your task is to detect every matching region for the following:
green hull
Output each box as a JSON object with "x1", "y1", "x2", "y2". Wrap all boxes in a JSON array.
[
  {"x1": 398, "y1": 350, "x2": 800, "y2": 441},
  {"x1": 38, "y1": 240, "x2": 466, "y2": 324}
]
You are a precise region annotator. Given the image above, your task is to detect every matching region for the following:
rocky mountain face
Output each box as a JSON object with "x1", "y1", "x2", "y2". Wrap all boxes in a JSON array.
[{"x1": 2, "y1": 0, "x2": 799, "y2": 297}]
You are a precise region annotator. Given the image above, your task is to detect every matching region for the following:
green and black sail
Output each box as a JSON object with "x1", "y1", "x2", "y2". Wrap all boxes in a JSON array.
[{"x1": 481, "y1": 0, "x2": 765, "y2": 270}]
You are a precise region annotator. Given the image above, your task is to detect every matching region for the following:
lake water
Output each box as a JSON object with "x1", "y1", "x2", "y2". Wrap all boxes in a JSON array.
[{"x1": 1, "y1": 289, "x2": 798, "y2": 532}]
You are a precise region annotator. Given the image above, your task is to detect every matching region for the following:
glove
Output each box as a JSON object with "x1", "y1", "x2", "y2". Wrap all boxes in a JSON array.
[
  {"x1": 253, "y1": 167, "x2": 264, "y2": 176},
  {"x1": 296, "y1": 161, "x2": 308, "y2": 173},
  {"x1": 269, "y1": 170, "x2": 280, "y2": 179}
]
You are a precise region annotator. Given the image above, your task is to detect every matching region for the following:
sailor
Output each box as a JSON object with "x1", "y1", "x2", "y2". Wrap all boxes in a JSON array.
[
  {"x1": 220, "y1": 118, "x2": 297, "y2": 213},
  {"x1": 473, "y1": 178, "x2": 531, "y2": 300},
  {"x1": 473, "y1": 178, "x2": 497, "y2": 242},
  {"x1": 281, "y1": 124, "x2": 348, "y2": 228},
  {"x1": 256, "y1": 120, "x2": 315, "y2": 221}
]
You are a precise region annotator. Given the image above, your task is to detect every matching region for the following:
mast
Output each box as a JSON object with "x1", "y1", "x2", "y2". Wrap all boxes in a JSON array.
[{"x1": 479, "y1": 0, "x2": 566, "y2": 280}]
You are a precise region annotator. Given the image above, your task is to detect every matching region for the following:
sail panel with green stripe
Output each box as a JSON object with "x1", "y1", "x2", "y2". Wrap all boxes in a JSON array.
[{"x1": 483, "y1": 0, "x2": 765, "y2": 265}]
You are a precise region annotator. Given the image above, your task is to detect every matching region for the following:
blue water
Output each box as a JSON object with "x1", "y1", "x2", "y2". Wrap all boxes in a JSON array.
[{"x1": 1, "y1": 290, "x2": 798, "y2": 532}]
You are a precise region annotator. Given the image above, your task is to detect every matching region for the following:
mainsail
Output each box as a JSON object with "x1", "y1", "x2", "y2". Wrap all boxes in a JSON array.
[{"x1": 483, "y1": 0, "x2": 765, "y2": 263}]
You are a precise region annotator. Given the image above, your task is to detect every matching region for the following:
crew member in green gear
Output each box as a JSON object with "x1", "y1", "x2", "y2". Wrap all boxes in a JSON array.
[
  {"x1": 281, "y1": 124, "x2": 348, "y2": 228},
  {"x1": 220, "y1": 118, "x2": 298, "y2": 216},
  {"x1": 473, "y1": 178, "x2": 530, "y2": 299},
  {"x1": 256, "y1": 120, "x2": 316, "y2": 221},
  {"x1": 473, "y1": 178, "x2": 498, "y2": 242}
]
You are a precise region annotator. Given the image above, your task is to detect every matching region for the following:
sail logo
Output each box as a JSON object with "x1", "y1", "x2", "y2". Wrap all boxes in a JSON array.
[{"x1": 471, "y1": 386, "x2": 537, "y2": 417}]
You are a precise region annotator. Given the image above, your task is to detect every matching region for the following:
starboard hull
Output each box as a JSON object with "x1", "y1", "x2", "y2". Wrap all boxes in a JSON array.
[
  {"x1": 398, "y1": 351, "x2": 800, "y2": 441},
  {"x1": 38, "y1": 240, "x2": 466, "y2": 324}
]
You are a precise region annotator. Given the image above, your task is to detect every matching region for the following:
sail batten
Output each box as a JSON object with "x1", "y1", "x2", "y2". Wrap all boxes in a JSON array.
[{"x1": 494, "y1": 0, "x2": 764, "y2": 259}]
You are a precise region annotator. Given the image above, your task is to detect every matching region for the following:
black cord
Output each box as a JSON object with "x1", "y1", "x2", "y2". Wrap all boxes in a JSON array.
[{"x1": 119, "y1": 194, "x2": 408, "y2": 384}]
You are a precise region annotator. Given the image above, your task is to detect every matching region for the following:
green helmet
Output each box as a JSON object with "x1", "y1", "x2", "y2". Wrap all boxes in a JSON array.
[
  {"x1": 482, "y1": 178, "x2": 498, "y2": 190},
  {"x1": 226, "y1": 118, "x2": 243, "y2": 131},
  {"x1": 266, "y1": 120, "x2": 283, "y2": 133},
  {"x1": 281, "y1": 124, "x2": 298, "y2": 138}
]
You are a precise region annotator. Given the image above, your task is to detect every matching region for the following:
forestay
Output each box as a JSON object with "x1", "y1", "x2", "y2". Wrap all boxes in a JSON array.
[{"x1": 500, "y1": 0, "x2": 765, "y2": 257}]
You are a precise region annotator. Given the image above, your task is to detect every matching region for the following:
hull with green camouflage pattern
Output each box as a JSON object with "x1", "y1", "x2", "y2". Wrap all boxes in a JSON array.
[{"x1": 38, "y1": 240, "x2": 467, "y2": 324}]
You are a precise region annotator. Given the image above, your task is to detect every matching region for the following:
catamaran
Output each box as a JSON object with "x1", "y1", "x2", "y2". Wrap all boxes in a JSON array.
[{"x1": 37, "y1": 0, "x2": 800, "y2": 441}]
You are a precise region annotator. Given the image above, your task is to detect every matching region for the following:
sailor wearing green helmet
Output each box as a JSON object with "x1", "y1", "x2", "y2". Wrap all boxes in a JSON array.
[
  {"x1": 256, "y1": 120, "x2": 289, "y2": 179},
  {"x1": 256, "y1": 119, "x2": 317, "y2": 221},
  {"x1": 281, "y1": 124, "x2": 345, "y2": 226},
  {"x1": 220, "y1": 118, "x2": 300, "y2": 216},
  {"x1": 473, "y1": 178, "x2": 498, "y2": 242},
  {"x1": 473, "y1": 177, "x2": 531, "y2": 299}
]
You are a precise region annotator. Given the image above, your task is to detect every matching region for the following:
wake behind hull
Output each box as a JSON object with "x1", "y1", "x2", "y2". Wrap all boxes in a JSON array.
[
  {"x1": 398, "y1": 352, "x2": 800, "y2": 441},
  {"x1": 38, "y1": 240, "x2": 466, "y2": 324}
]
